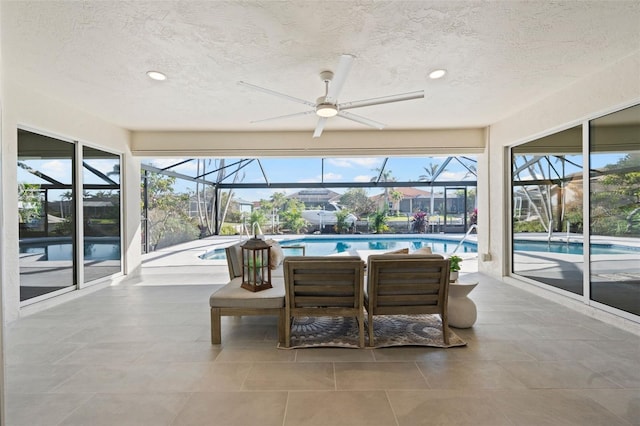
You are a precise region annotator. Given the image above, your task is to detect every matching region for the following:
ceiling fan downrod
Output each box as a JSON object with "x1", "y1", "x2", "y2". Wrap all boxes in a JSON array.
[{"x1": 316, "y1": 71, "x2": 338, "y2": 117}]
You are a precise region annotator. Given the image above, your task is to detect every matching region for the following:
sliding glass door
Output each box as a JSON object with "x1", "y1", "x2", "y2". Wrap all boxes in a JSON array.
[
  {"x1": 18, "y1": 129, "x2": 122, "y2": 303},
  {"x1": 511, "y1": 103, "x2": 640, "y2": 320},
  {"x1": 82, "y1": 146, "x2": 121, "y2": 283},
  {"x1": 511, "y1": 126, "x2": 584, "y2": 295},
  {"x1": 589, "y1": 104, "x2": 640, "y2": 316},
  {"x1": 18, "y1": 130, "x2": 76, "y2": 301}
]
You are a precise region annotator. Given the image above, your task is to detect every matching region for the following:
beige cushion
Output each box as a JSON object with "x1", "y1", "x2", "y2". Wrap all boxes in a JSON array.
[
  {"x1": 413, "y1": 246, "x2": 433, "y2": 254},
  {"x1": 384, "y1": 248, "x2": 409, "y2": 255},
  {"x1": 225, "y1": 242, "x2": 244, "y2": 278},
  {"x1": 210, "y1": 276, "x2": 285, "y2": 309},
  {"x1": 266, "y1": 239, "x2": 284, "y2": 269}
]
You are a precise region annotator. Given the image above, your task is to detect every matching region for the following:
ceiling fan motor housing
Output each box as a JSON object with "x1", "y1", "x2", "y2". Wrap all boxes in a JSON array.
[{"x1": 315, "y1": 96, "x2": 338, "y2": 117}]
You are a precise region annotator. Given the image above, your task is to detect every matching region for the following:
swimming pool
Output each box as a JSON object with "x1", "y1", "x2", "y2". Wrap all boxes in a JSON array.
[
  {"x1": 513, "y1": 240, "x2": 639, "y2": 256},
  {"x1": 200, "y1": 236, "x2": 477, "y2": 260},
  {"x1": 201, "y1": 235, "x2": 640, "y2": 260},
  {"x1": 19, "y1": 239, "x2": 121, "y2": 261}
]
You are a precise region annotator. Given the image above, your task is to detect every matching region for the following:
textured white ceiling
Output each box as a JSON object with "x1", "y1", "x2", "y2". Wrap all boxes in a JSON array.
[{"x1": 3, "y1": 1, "x2": 640, "y2": 133}]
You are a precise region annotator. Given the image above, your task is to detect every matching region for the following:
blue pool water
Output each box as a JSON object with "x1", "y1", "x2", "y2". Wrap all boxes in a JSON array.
[
  {"x1": 20, "y1": 241, "x2": 121, "y2": 261},
  {"x1": 513, "y1": 240, "x2": 638, "y2": 256},
  {"x1": 201, "y1": 235, "x2": 639, "y2": 260},
  {"x1": 201, "y1": 236, "x2": 476, "y2": 260}
]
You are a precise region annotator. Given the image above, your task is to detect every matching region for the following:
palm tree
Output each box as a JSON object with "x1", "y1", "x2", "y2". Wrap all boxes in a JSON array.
[
  {"x1": 370, "y1": 168, "x2": 396, "y2": 210},
  {"x1": 389, "y1": 189, "x2": 403, "y2": 215},
  {"x1": 419, "y1": 162, "x2": 441, "y2": 215}
]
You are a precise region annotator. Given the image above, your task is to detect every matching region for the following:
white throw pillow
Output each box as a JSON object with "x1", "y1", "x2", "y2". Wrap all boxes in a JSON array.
[
  {"x1": 266, "y1": 239, "x2": 284, "y2": 269},
  {"x1": 413, "y1": 247, "x2": 433, "y2": 254},
  {"x1": 384, "y1": 248, "x2": 409, "y2": 255}
]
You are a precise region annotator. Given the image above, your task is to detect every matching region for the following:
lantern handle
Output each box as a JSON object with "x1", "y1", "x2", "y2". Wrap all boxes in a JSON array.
[{"x1": 251, "y1": 221, "x2": 263, "y2": 238}]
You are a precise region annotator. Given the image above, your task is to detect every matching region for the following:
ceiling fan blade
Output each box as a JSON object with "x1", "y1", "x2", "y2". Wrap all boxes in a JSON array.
[
  {"x1": 312, "y1": 117, "x2": 328, "y2": 138},
  {"x1": 325, "y1": 54, "x2": 355, "y2": 103},
  {"x1": 338, "y1": 90, "x2": 424, "y2": 111},
  {"x1": 250, "y1": 110, "x2": 315, "y2": 124},
  {"x1": 238, "y1": 81, "x2": 315, "y2": 107},
  {"x1": 337, "y1": 111, "x2": 386, "y2": 130}
]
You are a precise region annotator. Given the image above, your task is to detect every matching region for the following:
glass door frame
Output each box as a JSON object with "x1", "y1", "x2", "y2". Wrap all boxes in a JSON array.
[{"x1": 507, "y1": 102, "x2": 640, "y2": 323}]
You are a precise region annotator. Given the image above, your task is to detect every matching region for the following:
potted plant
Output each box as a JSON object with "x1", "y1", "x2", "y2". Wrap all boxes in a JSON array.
[{"x1": 448, "y1": 255, "x2": 463, "y2": 282}]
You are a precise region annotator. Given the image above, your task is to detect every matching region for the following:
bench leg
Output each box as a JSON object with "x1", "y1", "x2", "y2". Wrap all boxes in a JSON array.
[
  {"x1": 211, "y1": 308, "x2": 222, "y2": 344},
  {"x1": 277, "y1": 309, "x2": 285, "y2": 345},
  {"x1": 357, "y1": 313, "x2": 365, "y2": 348},
  {"x1": 368, "y1": 311, "x2": 374, "y2": 347},
  {"x1": 441, "y1": 312, "x2": 450, "y2": 346},
  {"x1": 284, "y1": 309, "x2": 291, "y2": 348}
]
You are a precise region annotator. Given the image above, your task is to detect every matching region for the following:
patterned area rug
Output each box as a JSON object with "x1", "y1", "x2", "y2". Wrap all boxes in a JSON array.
[{"x1": 278, "y1": 315, "x2": 466, "y2": 349}]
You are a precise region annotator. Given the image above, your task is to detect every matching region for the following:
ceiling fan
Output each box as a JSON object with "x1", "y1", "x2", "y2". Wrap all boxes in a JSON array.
[{"x1": 238, "y1": 54, "x2": 424, "y2": 138}]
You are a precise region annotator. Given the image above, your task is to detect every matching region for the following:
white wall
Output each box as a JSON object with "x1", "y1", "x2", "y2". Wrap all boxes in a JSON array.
[
  {"x1": 131, "y1": 128, "x2": 486, "y2": 157},
  {"x1": 0, "y1": 2, "x2": 6, "y2": 421},
  {"x1": 1, "y1": 80, "x2": 140, "y2": 323},
  {"x1": 480, "y1": 52, "x2": 640, "y2": 324}
]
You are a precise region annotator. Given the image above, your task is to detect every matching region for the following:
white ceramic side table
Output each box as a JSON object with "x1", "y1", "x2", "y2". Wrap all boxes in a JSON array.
[{"x1": 448, "y1": 281, "x2": 478, "y2": 328}]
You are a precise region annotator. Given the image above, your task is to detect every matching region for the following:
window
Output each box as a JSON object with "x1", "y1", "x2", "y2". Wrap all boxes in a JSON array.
[
  {"x1": 18, "y1": 129, "x2": 122, "y2": 303},
  {"x1": 589, "y1": 104, "x2": 640, "y2": 315},
  {"x1": 18, "y1": 130, "x2": 76, "y2": 301}
]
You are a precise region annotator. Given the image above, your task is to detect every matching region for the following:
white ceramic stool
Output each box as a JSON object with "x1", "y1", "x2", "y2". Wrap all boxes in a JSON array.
[{"x1": 448, "y1": 282, "x2": 478, "y2": 328}]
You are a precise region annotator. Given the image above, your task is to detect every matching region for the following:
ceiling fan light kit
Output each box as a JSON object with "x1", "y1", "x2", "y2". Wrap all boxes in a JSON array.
[
  {"x1": 239, "y1": 54, "x2": 424, "y2": 137},
  {"x1": 315, "y1": 101, "x2": 338, "y2": 117}
]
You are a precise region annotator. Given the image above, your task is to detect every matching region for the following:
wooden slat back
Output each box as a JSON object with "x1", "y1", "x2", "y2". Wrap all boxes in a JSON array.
[
  {"x1": 283, "y1": 256, "x2": 364, "y2": 311},
  {"x1": 367, "y1": 254, "x2": 450, "y2": 314}
]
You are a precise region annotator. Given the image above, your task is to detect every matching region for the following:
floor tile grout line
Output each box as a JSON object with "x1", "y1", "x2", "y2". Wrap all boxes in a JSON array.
[
  {"x1": 384, "y1": 390, "x2": 401, "y2": 426},
  {"x1": 54, "y1": 391, "x2": 98, "y2": 426}
]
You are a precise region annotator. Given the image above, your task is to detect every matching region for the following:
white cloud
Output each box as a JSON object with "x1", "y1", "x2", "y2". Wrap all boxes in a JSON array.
[
  {"x1": 441, "y1": 171, "x2": 469, "y2": 180},
  {"x1": 41, "y1": 160, "x2": 71, "y2": 182},
  {"x1": 327, "y1": 158, "x2": 382, "y2": 168},
  {"x1": 175, "y1": 162, "x2": 199, "y2": 173},
  {"x1": 322, "y1": 172, "x2": 342, "y2": 181},
  {"x1": 296, "y1": 172, "x2": 342, "y2": 183},
  {"x1": 353, "y1": 175, "x2": 373, "y2": 182},
  {"x1": 147, "y1": 158, "x2": 200, "y2": 174},
  {"x1": 149, "y1": 158, "x2": 186, "y2": 168}
]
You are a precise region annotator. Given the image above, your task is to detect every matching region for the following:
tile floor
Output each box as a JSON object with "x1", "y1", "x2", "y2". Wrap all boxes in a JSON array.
[{"x1": 4, "y1": 243, "x2": 640, "y2": 426}]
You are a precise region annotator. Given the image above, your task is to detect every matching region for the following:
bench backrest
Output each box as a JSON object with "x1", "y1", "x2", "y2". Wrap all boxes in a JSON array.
[
  {"x1": 283, "y1": 256, "x2": 365, "y2": 311},
  {"x1": 366, "y1": 254, "x2": 450, "y2": 316}
]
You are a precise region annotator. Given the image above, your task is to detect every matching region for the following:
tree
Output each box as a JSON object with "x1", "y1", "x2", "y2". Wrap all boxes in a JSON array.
[
  {"x1": 334, "y1": 209, "x2": 353, "y2": 234},
  {"x1": 143, "y1": 173, "x2": 197, "y2": 250},
  {"x1": 269, "y1": 192, "x2": 288, "y2": 210},
  {"x1": 248, "y1": 209, "x2": 267, "y2": 234},
  {"x1": 370, "y1": 208, "x2": 389, "y2": 234},
  {"x1": 594, "y1": 153, "x2": 640, "y2": 235},
  {"x1": 419, "y1": 162, "x2": 442, "y2": 215},
  {"x1": 370, "y1": 168, "x2": 395, "y2": 209},
  {"x1": 18, "y1": 182, "x2": 43, "y2": 224},
  {"x1": 389, "y1": 189, "x2": 403, "y2": 215},
  {"x1": 280, "y1": 198, "x2": 306, "y2": 233},
  {"x1": 339, "y1": 188, "x2": 376, "y2": 217}
]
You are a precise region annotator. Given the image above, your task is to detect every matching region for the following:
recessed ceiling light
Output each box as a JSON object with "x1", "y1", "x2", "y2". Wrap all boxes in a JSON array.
[
  {"x1": 146, "y1": 71, "x2": 167, "y2": 81},
  {"x1": 429, "y1": 69, "x2": 447, "y2": 79}
]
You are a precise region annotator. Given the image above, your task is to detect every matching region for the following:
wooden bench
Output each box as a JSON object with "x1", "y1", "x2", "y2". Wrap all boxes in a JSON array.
[{"x1": 209, "y1": 241, "x2": 304, "y2": 345}]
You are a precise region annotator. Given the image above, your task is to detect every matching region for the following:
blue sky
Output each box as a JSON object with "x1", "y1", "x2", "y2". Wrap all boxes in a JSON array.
[
  {"x1": 143, "y1": 156, "x2": 479, "y2": 201},
  {"x1": 17, "y1": 153, "x2": 630, "y2": 203}
]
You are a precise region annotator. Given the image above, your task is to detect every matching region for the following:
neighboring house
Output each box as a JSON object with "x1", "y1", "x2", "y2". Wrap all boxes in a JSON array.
[
  {"x1": 370, "y1": 187, "x2": 440, "y2": 215},
  {"x1": 287, "y1": 189, "x2": 342, "y2": 210}
]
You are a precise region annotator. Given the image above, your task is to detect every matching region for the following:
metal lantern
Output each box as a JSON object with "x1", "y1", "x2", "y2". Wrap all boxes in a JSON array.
[{"x1": 240, "y1": 236, "x2": 272, "y2": 292}]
